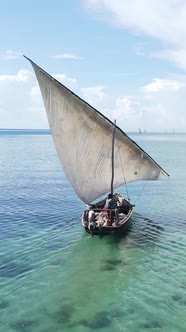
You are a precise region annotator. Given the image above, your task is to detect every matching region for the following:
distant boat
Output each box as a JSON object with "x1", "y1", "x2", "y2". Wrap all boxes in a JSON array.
[
  {"x1": 139, "y1": 128, "x2": 142, "y2": 134},
  {"x1": 25, "y1": 56, "x2": 169, "y2": 236}
]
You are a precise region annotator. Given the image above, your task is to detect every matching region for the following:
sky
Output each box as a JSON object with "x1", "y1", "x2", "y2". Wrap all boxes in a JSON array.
[{"x1": 0, "y1": 0, "x2": 186, "y2": 132}]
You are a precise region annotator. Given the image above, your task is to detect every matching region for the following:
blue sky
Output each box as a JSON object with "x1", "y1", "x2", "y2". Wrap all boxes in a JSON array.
[{"x1": 0, "y1": 0, "x2": 186, "y2": 132}]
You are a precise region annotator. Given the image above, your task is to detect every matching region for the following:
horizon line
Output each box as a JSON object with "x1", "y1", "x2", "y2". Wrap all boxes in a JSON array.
[{"x1": 0, "y1": 128, "x2": 185, "y2": 134}]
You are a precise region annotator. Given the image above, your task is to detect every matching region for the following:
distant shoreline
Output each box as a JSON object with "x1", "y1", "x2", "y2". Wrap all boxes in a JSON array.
[
  {"x1": 0, "y1": 129, "x2": 51, "y2": 135},
  {"x1": 0, "y1": 129, "x2": 185, "y2": 135},
  {"x1": 0, "y1": 128, "x2": 50, "y2": 131}
]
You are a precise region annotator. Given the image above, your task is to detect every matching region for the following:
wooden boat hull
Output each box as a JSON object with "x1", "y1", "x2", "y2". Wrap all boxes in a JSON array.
[
  {"x1": 84, "y1": 211, "x2": 133, "y2": 236},
  {"x1": 81, "y1": 194, "x2": 134, "y2": 236}
]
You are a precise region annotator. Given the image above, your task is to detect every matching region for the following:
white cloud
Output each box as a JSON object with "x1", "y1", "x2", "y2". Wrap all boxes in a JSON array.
[
  {"x1": 80, "y1": 86, "x2": 105, "y2": 104},
  {"x1": 143, "y1": 78, "x2": 186, "y2": 92},
  {"x1": 30, "y1": 73, "x2": 76, "y2": 103},
  {"x1": 141, "y1": 76, "x2": 186, "y2": 130},
  {"x1": 135, "y1": 42, "x2": 145, "y2": 56},
  {"x1": 108, "y1": 96, "x2": 143, "y2": 130},
  {"x1": 2, "y1": 62, "x2": 185, "y2": 131},
  {"x1": 0, "y1": 50, "x2": 22, "y2": 60},
  {"x1": 0, "y1": 67, "x2": 48, "y2": 129},
  {"x1": 85, "y1": 0, "x2": 186, "y2": 45},
  {"x1": 30, "y1": 85, "x2": 40, "y2": 98},
  {"x1": 114, "y1": 96, "x2": 140, "y2": 117},
  {"x1": 100, "y1": 74, "x2": 186, "y2": 132},
  {"x1": 49, "y1": 53, "x2": 81, "y2": 59},
  {"x1": 53, "y1": 74, "x2": 77, "y2": 86},
  {"x1": 151, "y1": 49, "x2": 186, "y2": 70},
  {"x1": 85, "y1": 0, "x2": 186, "y2": 70},
  {"x1": 0, "y1": 70, "x2": 32, "y2": 82},
  {"x1": 83, "y1": 0, "x2": 186, "y2": 131}
]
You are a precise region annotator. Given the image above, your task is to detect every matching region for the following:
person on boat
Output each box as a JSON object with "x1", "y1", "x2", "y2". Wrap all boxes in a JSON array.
[
  {"x1": 104, "y1": 193, "x2": 116, "y2": 208},
  {"x1": 88, "y1": 207, "x2": 96, "y2": 230},
  {"x1": 104, "y1": 193, "x2": 119, "y2": 226}
]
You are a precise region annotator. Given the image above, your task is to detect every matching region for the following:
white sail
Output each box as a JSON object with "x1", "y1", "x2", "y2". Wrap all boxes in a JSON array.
[{"x1": 27, "y1": 57, "x2": 168, "y2": 204}]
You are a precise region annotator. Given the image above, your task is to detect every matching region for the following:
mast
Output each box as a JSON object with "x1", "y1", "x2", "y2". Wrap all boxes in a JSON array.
[{"x1": 111, "y1": 119, "x2": 116, "y2": 195}]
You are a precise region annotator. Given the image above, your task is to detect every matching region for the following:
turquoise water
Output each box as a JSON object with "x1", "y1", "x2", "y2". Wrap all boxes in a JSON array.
[{"x1": 0, "y1": 131, "x2": 186, "y2": 332}]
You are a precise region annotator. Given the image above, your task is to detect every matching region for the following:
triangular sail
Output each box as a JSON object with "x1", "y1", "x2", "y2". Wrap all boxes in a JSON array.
[{"x1": 25, "y1": 57, "x2": 169, "y2": 204}]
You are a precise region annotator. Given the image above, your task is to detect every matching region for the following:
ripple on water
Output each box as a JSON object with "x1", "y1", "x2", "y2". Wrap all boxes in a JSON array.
[{"x1": 0, "y1": 258, "x2": 32, "y2": 278}]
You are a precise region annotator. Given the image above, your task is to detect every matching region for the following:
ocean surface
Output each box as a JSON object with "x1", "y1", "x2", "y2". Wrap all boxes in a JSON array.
[{"x1": 0, "y1": 130, "x2": 186, "y2": 332}]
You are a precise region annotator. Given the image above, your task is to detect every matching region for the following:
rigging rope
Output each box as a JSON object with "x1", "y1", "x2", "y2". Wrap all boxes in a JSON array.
[
  {"x1": 132, "y1": 172, "x2": 153, "y2": 206},
  {"x1": 117, "y1": 141, "x2": 130, "y2": 202},
  {"x1": 133, "y1": 180, "x2": 149, "y2": 205},
  {"x1": 116, "y1": 141, "x2": 152, "y2": 204}
]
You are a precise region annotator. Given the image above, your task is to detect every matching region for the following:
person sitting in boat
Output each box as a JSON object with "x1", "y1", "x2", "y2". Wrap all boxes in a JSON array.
[
  {"x1": 88, "y1": 207, "x2": 96, "y2": 230},
  {"x1": 104, "y1": 193, "x2": 119, "y2": 226},
  {"x1": 104, "y1": 193, "x2": 116, "y2": 208}
]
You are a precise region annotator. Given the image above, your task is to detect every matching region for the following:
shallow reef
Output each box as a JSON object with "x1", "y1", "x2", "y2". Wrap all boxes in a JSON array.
[{"x1": 10, "y1": 319, "x2": 38, "y2": 331}]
